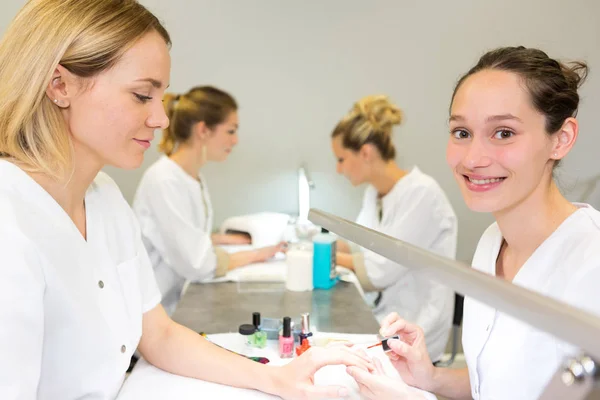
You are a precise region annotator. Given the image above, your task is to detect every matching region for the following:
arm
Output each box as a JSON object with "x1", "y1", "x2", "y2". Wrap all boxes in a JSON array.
[
  {"x1": 336, "y1": 252, "x2": 355, "y2": 271},
  {"x1": 430, "y1": 368, "x2": 471, "y2": 400},
  {"x1": 138, "y1": 305, "x2": 375, "y2": 399},
  {"x1": 211, "y1": 232, "x2": 252, "y2": 245},
  {"x1": 337, "y1": 240, "x2": 351, "y2": 254},
  {"x1": 0, "y1": 233, "x2": 44, "y2": 398},
  {"x1": 216, "y1": 242, "x2": 287, "y2": 272}
]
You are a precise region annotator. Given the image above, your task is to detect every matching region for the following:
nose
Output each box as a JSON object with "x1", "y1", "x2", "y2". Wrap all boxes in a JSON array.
[
  {"x1": 336, "y1": 162, "x2": 343, "y2": 175},
  {"x1": 231, "y1": 133, "x2": 239, "y2": 146},
  {"x1": 463, "y1": 137, "x2": 492, "y2": 169},
  {"x1": 147, "y1": 100, "x2": 169, "y2": 130}
]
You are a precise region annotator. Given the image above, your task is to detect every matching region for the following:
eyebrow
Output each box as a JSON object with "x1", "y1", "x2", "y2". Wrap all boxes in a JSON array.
[
  {"x1": 449, "y1": 114, "x2": 523, "y2": 123},
  {"x1": 135, "y1": 78, "x2": 167, "y2": 89}
]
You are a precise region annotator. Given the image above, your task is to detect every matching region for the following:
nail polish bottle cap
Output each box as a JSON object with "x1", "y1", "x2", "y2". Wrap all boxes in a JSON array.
[
  {"x1": 252, "y1": 312, "x2": 261, "y2": 328},
  {"x1": 282, "y1": 317, "x2": 291, "y2": 337},
  {"x1": 239, "y1": 324, "x2": 256, "y2": 336}
]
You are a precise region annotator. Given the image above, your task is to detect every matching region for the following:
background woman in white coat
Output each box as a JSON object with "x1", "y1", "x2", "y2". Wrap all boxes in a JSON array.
[
  {"x1": 0, "y1": 1, "x2": 372, "y2": 398},
  {"x1": 347, "y1": 47, "x2": 600, "y2": 400},
  {"x1": 331, "y1": 95, "x2": 458, "y2": 363},
  {"x1": 134, "y1": 86, "x2": 285, "y2": 315}
]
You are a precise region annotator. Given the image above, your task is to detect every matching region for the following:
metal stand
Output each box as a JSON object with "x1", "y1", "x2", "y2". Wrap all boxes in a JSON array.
[{"x1": 540, "y1": 355, "x2": 600, "y2": 399}]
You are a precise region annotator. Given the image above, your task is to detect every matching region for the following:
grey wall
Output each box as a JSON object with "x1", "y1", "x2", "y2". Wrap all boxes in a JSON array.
[{"x1": 2, "y1": 0, "x2": 599, "y2": 262}]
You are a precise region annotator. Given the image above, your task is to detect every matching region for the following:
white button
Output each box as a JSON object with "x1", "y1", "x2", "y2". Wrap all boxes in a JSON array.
[
  {"x1": 98, "y1": 280, "x2": 104, "y2": 289},
  {"x1": 121, "y1": 345, "x2": 126, "y2": 353}
]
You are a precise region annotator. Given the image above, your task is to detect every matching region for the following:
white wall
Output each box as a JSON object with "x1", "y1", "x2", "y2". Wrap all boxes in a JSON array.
[{"x1": 2, "y1": 0, "x2": 599, "y2": 262}]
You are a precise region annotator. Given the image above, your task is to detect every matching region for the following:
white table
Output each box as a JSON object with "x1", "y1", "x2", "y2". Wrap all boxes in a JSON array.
[{"x1": 118, "y1": 333, "x2": 437, "y2": 400}]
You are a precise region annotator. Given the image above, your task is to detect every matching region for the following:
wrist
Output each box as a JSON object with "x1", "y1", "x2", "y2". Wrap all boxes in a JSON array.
[
  {"x1": 258, "y1": 365, "x2": 283, "y2": 397},
  {"x1": 427, "y1": 366, "x2": 442, "y2": 393}
]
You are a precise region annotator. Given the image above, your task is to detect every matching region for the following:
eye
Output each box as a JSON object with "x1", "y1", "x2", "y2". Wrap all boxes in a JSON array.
[
  {"x1": 451, "y1": 129, "x2": 470, "y2": 139},
  {"x1": 494, "y1": 129, "x2": 514, "y2": 139},
  {"x1": 134, "y1": 93, "x2": 152, "y2": 103},
  {"x1": 228, "y1": 130, "x2": 236, "y2": 135}
]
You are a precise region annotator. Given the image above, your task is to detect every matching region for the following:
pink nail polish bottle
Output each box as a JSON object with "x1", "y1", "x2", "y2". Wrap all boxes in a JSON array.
[{"x1": 279, "y1": 316, "x2": 294, "y2": 358}]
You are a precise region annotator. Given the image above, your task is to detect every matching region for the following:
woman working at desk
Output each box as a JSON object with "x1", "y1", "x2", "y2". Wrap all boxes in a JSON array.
[
  {"x1": 331, "y1": 95, "x2": 458, "y2": 363},
  {"x1": 348, "y1": 47, "x2": 600, "y2": 400},
  {"x1": 0, "y1": 1, "x2": 371, "y2": 398},
  {"x1": 133, "y1": 86, "x2": 282, "y2": 315},
  {"x1": 134, "y1": 86, "x2": 286, "y2": 315}
]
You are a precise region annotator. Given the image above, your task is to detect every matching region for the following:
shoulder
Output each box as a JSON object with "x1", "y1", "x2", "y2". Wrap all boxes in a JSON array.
[{"x1": 401, "y1": 168, "x2": 456, "y2": 216}]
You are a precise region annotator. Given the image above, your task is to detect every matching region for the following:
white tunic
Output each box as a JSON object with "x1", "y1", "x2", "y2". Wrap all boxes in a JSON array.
[
  {"x1": 353, "y1": 166, "x2": 457, "y2": 362},
  {"x1": 134, "y1": 156, "x2": 225, "y2": 316},
  {"x1": 463, "y1": 204, "x2": 600, "y2": 400},
  {"x1": 0, "y1": 160, "x2": 161, "y2": 399}
]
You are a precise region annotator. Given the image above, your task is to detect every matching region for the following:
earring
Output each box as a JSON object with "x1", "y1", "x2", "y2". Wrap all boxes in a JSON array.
[
  {"x1": 53, "y1": 99, "x2": 58, "y2": 103},
  {"x1": 553, "y1": 152, "x2": 558, "y2": 157}
]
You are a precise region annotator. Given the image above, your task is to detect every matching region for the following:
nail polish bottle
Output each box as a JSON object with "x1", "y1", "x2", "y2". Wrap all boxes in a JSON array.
[
  {"x1": 279, "y1": 316, "x2": 294, "y2": 358},
  {"x1": 296, "y1": 313, "x2": 313, "y2": 356},
  {"x1": 252, "y1": 312, "x2": 267, "y2": 349}
]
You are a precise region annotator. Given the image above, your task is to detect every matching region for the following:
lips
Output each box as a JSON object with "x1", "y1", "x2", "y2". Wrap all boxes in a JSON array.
[
  {"x1": 463, "y1": 174, "x2": 506, "y2": 192},
  {"x1": 133, "y1": 138, "x2": 151, "y2": 149}
]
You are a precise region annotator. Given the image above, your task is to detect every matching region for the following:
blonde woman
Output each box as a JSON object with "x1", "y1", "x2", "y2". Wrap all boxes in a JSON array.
[
  {"x1": 0, "y1": 1, "x2": 371, "y2": 398},
  {"x1": 134, "y1": 86, "x2": 286, "y2": 316},
  {"x1": 332, "y1": 95, "x2": 457, "y2": 363}
]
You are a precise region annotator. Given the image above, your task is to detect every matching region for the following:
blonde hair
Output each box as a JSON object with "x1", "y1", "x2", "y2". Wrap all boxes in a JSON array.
[
  {"x1": 332, "y1": 95, "x2": 403, "y2": 161},
  {"x1": 160, "y1": 86, "x2": 238, "y2": 156},
  {"x1": 0, "y1": 0, "x2": 170, "y2": 178}
]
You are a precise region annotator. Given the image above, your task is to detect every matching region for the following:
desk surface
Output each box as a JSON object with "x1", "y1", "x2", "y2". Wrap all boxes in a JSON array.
[{"x1": 172, "y1": 281, "x2": 380, "y2": 334}]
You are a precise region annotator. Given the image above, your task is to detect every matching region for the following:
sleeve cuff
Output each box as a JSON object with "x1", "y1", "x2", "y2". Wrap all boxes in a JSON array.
[
  {"x1": 352, "y1": 252, "x2": 378, "y2": 292},
  {"x1": 214, "y1": 247, "x2": 230, "y2": 277}
]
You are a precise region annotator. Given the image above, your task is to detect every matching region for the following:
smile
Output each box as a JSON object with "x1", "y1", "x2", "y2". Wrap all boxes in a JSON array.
[{"x1": 463, "y1": 175, "x2": 506, "y2": 192}]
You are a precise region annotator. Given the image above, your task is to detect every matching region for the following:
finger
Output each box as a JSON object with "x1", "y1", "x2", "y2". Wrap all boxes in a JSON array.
[
  {"x1": 313, "y1": 348, "x2": 374, "y2": 372},
  {"x1": 325, "y1": 340, "x2": 352, "y2": 349},
  {"x1": 347, "y1": 366, "x2": 377, "y2": 387},
  {"x1": 380, "y1": 318, "x2": 409, "y2": 337},
  {"x1": 387, "y1": 351, "x2": 400, "y2": 361},
  {"x1": 338, "y1": 345, "x2": 373, "y2": 364},
  {"x1": 387, "y1": 339, "x2": 419, "y2": 363},
  {"x1": 304, "y1": 384, "x2": 351, "y2": 399},
  {"x1": 373, "y1": 357, "x2": 386, "y2": 376},
  {"x1": 380, "y1": 312, "x2": 401, "y2": 330}
]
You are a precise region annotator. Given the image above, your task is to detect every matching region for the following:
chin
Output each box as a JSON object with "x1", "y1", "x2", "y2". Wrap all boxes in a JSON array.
[{"x1": 111, "y1": 154, "x2": 145, "y2": 170}]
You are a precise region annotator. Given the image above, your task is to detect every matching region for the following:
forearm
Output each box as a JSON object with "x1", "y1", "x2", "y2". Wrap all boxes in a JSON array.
[
  {"x1": 337, "y1": 240, "x2": 351, "y2": 253},
  {"x1": 228, "y1": 250, "x2": 260, "y2": 270},
  {"x1": 142, "y1": 319, "x2": 278, "y2": 395},
  {"x1": 336, "y1": 252, "x2": 355, "y2": 271},
  {"x1": 430, "y1": 367, "x2": 471, "y2": 400},
  {"x1": 212, "y1": 233, "x2": 251, "y2": 245}
]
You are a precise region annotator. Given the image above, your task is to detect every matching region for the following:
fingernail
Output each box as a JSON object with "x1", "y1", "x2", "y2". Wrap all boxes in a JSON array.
[{"x1": 339, "y1": 388, "x2": 349, "y2": 397}]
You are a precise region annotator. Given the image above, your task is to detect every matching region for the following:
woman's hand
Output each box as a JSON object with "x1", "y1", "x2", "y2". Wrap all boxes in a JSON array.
[
  {"x1": 271, "y1": 346, "x2": 374, "y2": 399},
  {"x1": 252, "y1": 242, "x2": 287, "y2": 262},
  {"x1": 379, "y1": 312, "x2": 436, "y2": 392},
  {"x1": 347, "y1": 357, "x2": 427, "y2": 400}
]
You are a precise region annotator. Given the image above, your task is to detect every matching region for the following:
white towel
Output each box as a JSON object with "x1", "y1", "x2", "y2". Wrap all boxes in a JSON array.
[{"x1": 220, "y1": 212, "x2": 290, "y2": 247}]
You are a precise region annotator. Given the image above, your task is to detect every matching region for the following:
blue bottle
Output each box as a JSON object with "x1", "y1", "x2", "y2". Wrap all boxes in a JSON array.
[{"x1": 312, "y1": 228, "x2": 338, "y2": 289}]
